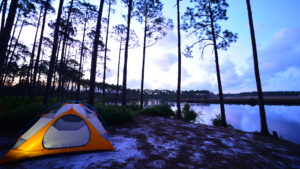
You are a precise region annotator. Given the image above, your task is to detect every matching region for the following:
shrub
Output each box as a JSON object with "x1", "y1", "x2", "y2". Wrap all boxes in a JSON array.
[
  {"x1": 182, "y1": 103, "x2": 197, "y2": 122},
  {"x1": 126, "y1": 103, "x2": 141, "y2": 112},
  {"x1": 211, "y1": 114, "x2": 233, "y2": 128},
  {"x1": 139, "y1": 104, "x2": 175, "y2": 117},
  {"x1": 211, "y1": 114, "x2": 223, "y2": 126},
  {"x1": 95, "y1": 104, "x2": 134, "y2": 126},
  {"x1": 0, "y1": 101, "x2": 47, "y2": 133}
]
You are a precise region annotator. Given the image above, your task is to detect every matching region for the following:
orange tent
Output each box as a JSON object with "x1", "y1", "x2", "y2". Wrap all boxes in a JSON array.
[{"x1": 0, "y1": 102, "x2": 114, "y2": 165}]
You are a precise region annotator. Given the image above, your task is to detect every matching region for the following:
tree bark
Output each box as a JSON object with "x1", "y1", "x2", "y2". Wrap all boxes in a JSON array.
[
  {"x1": 102, "y1": 0, "x2": 112, "y2": 102},
  {"x1": 176, "y1": 0, "x2": 182, "y2": 119},
  {"x1": 88, "y1": 0, "x2": 105, "y2": 106},
  {"x1": 31, "y1": 2, "x2": 49, "y2": 97},
  {"x1": 37, "y1": 52, "x2": 44, "y2": 86},
  {"x1": 122, "y1": 0, "x2": 133, "y2": 107},
  {"x1": 246, "y1": 0, "x2": 269, "y2": 135},
  {"x1": 115, "y1": 38, "x2": 122, "y2": 104},
  {"x1": 43, "y1": 0, "x2": 64, "y2": 104},
  {"x1": 0, "y1": 0, "x2": 18, "y2": 83},
  {"x1": 60, "y1": 43, "x2": 68, "y2": 97},
  {"x1": 209, "y1": 5, "x2": 227, "y2": 128}
]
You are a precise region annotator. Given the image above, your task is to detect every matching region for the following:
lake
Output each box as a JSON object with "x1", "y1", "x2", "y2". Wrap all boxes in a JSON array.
[{"x1": 142, "y1": 100, "x2": 300, "y2": 144}]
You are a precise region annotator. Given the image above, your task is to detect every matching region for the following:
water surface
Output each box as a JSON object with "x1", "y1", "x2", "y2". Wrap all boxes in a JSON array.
[{"x1": 142, "y1": 100, "x2": 300, "y2": 144}]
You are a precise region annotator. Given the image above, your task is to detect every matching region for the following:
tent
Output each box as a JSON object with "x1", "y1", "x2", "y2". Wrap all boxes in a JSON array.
[{"x1": 0, "y1": 102, "x2": 114, "y2": 165}]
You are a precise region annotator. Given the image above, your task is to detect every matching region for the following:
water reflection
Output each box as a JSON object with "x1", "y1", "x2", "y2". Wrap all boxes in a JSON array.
[{"x1": 140, "y1": 100, "x2": 300, "y2": 144}]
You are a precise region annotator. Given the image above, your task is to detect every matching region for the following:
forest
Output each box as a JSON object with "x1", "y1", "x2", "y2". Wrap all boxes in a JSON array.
[
  {"x1": 0, "y1": 0, "x2": 272, "y2": 134},
  {"x1": 0, "y1": 0, "x2": 300, "y2": 167}
]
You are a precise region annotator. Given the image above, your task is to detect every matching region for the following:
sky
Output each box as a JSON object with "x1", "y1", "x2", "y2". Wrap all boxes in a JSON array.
[{"x1": 20, "y1": 0, "x2": 300, "y2": 93}]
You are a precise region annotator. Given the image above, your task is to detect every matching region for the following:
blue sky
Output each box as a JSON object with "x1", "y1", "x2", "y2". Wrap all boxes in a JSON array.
[
  {"x1": 126, "y1": 0, "x2": 300, "y2": 93},
  {"x1": 21, "y1": 0, "x2": 300, "y2": 93}
]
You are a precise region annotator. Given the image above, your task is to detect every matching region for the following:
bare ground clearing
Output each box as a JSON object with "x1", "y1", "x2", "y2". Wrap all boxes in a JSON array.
[{"x1": 1, "y1": 115, "x2": 300, "y2": 169}]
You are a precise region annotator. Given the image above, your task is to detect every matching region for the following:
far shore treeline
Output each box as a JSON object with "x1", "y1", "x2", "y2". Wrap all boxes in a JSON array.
[{"x1": 1, "y1": 82, "x2": 299, "y2": 104}]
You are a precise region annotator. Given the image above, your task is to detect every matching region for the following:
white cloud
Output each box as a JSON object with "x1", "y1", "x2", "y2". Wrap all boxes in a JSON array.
[{"x1": 152, "y1": 53, "x2": 177, "y2": 72}]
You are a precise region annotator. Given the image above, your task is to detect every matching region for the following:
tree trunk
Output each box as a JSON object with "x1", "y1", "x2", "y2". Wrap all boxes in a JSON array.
[
  {"x1": 209, "y1": 5, "x2": 227, "y2": 128},
  {"x1": 23, "y1": 8, "x2": 42, "y2": 98},
  {"x1": 122, "y1": 0, "x2": 133, "y2": 107},
  {"x1": 52, "y1": 71, "x2": 56, "y2": 92},
  {"x1": 58, "y1": 0, "x2": 74, "y2": 98},
  {"x1": 0, "y1": 0, "x2": 5, "y2": 14},
  {"x1": 76, "y1": 19, "x2": 87, "y2": 100},
  {"x1": 43, "y1": 0, "x2": 64, "y2": 104},
  {"x1": 59, "y1": 43, "x2": 69, "y2": 98},
  {"x1": 88, "y1": 0, "x2": 105, "y2": 106},
  {"x1": 246, "y1": 0, "x2": 269, "y2": 135},
  {"x1": 37, "y1": 52, "x2": 44, "y2": 85},
  {"x1": 102, "y1": 0, "x2": 112, "y2": 103},
  {"x1": 52, "y1": 35, "x2": 62, "y2": 96},
  {"x1": 0, "y1": 0, "x2": 7, "y2": 32},
  {"x1": 8, "y1": 18, "x2": 27, "y2": 65},
  {"x1": 115, "y1": 38, "x2": 122, "y2": 104},
  {"x1": 1, "y1": 9, "x2": 19, "y2": 81},
  {"x1": 31, "y1": 2, "x2": 49, "y2": 97},
  {"x1": 176, "y1": 0, "x2": 182, "y2": 119},
  {"x1": 140, "y1": 12, "x2": 148, "y2": 109},
  {"x1": 0, "y1": 0, "x2": 18, "y2": 82}
]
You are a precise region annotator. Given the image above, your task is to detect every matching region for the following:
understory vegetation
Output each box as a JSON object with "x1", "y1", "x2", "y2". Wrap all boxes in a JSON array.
[
  {"x1": 94, "y1": 104, "x2": 137, "y2": 126},
  {"x1": 182, "y1": 103, "x2": 197, "y2": 122},
  {"x1": 211, "y1": 114, "x2": 233, "y2": 128},
  {"x1": 139, "y1": 104, "x2": 175, "y2": 117},
  {"x1": 0, "y1": 97, "x2": 199, "y2": 135}
]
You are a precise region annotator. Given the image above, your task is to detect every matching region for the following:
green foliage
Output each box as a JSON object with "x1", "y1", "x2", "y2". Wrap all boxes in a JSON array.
[
  {"x1": 139, "y1": 104, "x2": 175, "y2": 117},
  {"x1": 182, "y1": 103, "x2": 197, "y2": 122},
  {"x1": 95, "y1": 104, "x2": 135, "y2": 126},
  {"x1": 211, "y1": 114, "x2": 223, "y2": 126},
  {"x1": 126, "y1": 103, "x2": 141, "y2": 112},
  {"x1": 0, "y1": 97, "x2": 137, "y2": 135},
  {"x1": 211, "y1": 114, "x2": 233, "y2": 128},
  {"x1": 182, "y1": 0, "x2": 237, "y2": 58},
  {"x1": 0, "y1": 97, "x2": 47, "y2": 133}
]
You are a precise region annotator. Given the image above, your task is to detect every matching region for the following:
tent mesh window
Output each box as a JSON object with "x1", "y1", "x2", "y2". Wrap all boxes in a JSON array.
[
  {"x1": 12, "y1": 109, "x2": 58, "y2": 149},
  {"x1": 42, "y1": 115, "x2": 90, "y2": 149}
]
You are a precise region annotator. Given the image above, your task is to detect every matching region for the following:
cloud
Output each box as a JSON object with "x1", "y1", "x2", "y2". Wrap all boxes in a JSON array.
[
  {"x1": 217, "y1": 28, "x2": 300, "y2": 92},
  {"x1": 259, "y1": 28, "x2": 300, "y2": 75},
  {"x1": 128, "y1": 79, "x2": 140, "y2": 89},
  {"x1": 182, "y1": 67, "x2": 191, "y2": 80},
  {"x1": 156, "y1": 30, "x2": 177, "y2": 50},
  {"x1": 115, "y1": 28, "x2": 300, "y2": 92},
  {"x1": 262, "y1": 67, "x2": 300, "y2": 91},
  {"x1": 153, "y1": 53, "x2": 177, "y2": 72}
]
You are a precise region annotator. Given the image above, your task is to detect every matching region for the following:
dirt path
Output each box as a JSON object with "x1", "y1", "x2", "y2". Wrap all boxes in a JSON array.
[{"x1": 1, "y1": 115, "x2": 300, "y2": 168}]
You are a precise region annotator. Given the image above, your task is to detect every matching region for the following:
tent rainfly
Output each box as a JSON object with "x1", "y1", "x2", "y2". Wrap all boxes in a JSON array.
[{"x1": 0, "y1": 102, "x2": 114, "y2": 165}]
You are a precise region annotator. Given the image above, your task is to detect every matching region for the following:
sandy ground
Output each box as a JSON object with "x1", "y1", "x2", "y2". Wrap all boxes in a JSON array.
[{"x1": 1, "y1": 115, "x2": 300, "y2": 169}]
